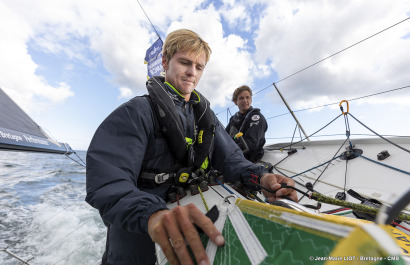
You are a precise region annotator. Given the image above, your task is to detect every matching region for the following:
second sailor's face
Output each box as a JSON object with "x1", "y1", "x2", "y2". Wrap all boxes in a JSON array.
[
  {"x1": 236, "y1": 90, "x2": 252, "y2": 113},
  {"x1": 163, "y1": 51, "x2": 206, "y2": 100}
]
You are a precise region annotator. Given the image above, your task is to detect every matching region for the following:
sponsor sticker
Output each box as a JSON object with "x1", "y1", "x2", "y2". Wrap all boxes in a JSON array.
[{"x1": 251, "y1": 114, "x2": 260, "y2": 121}]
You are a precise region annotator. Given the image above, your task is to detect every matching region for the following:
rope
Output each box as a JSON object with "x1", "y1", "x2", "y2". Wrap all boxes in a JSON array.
[
  {"x1": 310, "y1": 192, "x2": 410, "y2": 221},
  {"x1": 357, "y1": 153, "x2": 410, "y2": 176},
  {"x1": 262, "y1": 85, "x2": 410, "y2": 121},
  {"x1": 312, "y1": 139, "x2": 348, "y2": 186},
  {"x1": 274, "y1": 17, "x2": 410, "y2": 85},
  {"x1": 250, "y1": 179, "x2": 310, "y2": 198},
  {"x1": 392, "y1": 221, "x2": 410, "y2": 233},
  {"x1": 215, "y1": 15, "x2": 410, "y2": 119},
  {"x1": 136, "y1": 0, "x2": 161, "y2": 40},
  {"x1": 28, "y1": 220, "x2": 92, "y2": 262},
  {"x1": 266, "y1": 133, "x2": 410, "y2": 141},
  {"x1": 266, "y1": 114, "x2": 343, "y2": 150},
  {"x1": 289, "y1": 154, "x2": 343, "y2": 180},
  {"x1": 215, "y1": 179, "x2": 235, "y2": 195},
  {"x1": 3, "y1": 209, "x2": 67, "y2": 252},
  {"x1": 198, "y1": 185, "x2": 209, "y2": 212},
  {"x1": 65, "y1": 152, "x2": 86, "y2": 168},
  {"x1": 289, "y1": 123, "x2": 298, "y2": 149},
  {"x1": 343, "y1": 160, "x2": 348, "y2": 194},
  {"x1": 72, "y1": 150, "x2": 86, "y2": 166},
  {"x1": 52, "y1": 241, "x2": 90, "y2": 265},
  {"x1": 321, "y1": 207, "x2": 351, "y2": 214},
  {"x1": 348, "y1": 113, "x2": 410, "y2": 154},
  {"x1": 296, "y1": 138, "x2": 348, "y2": 202}
]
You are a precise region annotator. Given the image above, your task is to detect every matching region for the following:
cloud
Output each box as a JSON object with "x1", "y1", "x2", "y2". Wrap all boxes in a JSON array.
[
  {"x1": 220, "y1": 2, "x2": 252, "y2": 32},
  {"x1": 163, "y1": 3, "x2": 258, "y2": 107},
  {"x1": 2, "y1": 0, "x2": 409, "y2": 149},
  {"x1": 0, "y1": 1, "x2": 74, "y2": 113},
  {"x1": 118, "y1": 87, "x2": 133, "y2": 99},
  {"x1": 253, "y1": 0, "x2": 410, "y2": 108}
]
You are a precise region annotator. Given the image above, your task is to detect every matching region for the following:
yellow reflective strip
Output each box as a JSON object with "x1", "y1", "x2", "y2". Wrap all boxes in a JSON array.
[
  {"x1": 185, "y1": 137, "x2": 193, "y2": 145},
  {"x1": 200, "y1": 157, "x2": 209, "y2": 170},
  {"x1": 165, "y1": 82, "x2": 185, "y2": 98},
  {"x1": 192, "y1": 90, "x2": 201, "y2": 103}
]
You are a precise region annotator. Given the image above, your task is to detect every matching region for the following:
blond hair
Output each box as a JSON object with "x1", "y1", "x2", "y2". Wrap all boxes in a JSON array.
[
  {"x1": 232, "y1": 85, "x2": 252, "y2": 102},
  {"x1": 163, "y1": 29, "x2": 212, "y2": 64}
]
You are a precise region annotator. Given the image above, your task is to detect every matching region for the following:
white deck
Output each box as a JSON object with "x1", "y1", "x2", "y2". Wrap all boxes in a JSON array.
[{"x1": 263, "y1": 137, "x2": 410, "y2": 212}]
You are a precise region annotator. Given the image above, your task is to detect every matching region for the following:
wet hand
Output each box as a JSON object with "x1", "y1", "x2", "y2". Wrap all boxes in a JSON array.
[
  {"x1": 260, "y1": 173, "x2": 298, "y2": 203},
  {"x1": 148, "y1": 203, "x2": 225, "y2": 265}
]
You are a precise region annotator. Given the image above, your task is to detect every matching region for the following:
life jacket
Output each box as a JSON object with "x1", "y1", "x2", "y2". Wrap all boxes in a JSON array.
[
  {"x1": 228, "y1": 107, "x2": 260, "y2": 138},
  {"x1": 146, "y1": 76, "x2": 216, "y2": 171}
]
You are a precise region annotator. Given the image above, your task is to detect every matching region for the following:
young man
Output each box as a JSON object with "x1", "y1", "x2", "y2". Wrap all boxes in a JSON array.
[
  {"x1": 86, "y1": 29, "x2": 297, "y2": 265},
  {"x1": 226, "y1": 85, "x2": 268, "y2": 162}
]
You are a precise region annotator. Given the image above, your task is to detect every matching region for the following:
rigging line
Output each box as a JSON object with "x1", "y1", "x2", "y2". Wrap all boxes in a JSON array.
[
  {"x1": 251, "y1": 182, "x2": 310, "y2": 198},
  {"x1": 312, "y1": 138, "x2": 348, "y2": 186},
  {"x1": 252, "y1": 84, "x2": 274, "y2": 96},
  {"x1": 343, "y1": 160, "x2": 348, "y2": 194},
  {"x1": 293, "y1": 85, "x2": 410, "y2": 113},
  {"x1": 273, "y1": 167, "x2": 314, "y2": 194},
  {"x1": 268, "y1": 113, "x2": 343, "y2": 150},
  {"x1": 266, "y1": 133, "x2": 410, "y2": 140},
  {"x1": 297, "y1": 125, "x2": 304, "y2": 143},
  {"x1": 290, "y1": 154, "x2": 343, "y2": 180},
  {"x1": 210, "y1": 185, "x2": 225, "y2": 200},
  {"x1": 136, "y1": 0, "x2": 161, "y2": 39},
  {"x1": 72, "y1": 150, "x2": 86, "y2": 166},
  {"x1": 289, "y1": 123, "x2": 298, "y2": 148},
  {"x1": 215, "y1": 179, "x2": 235, "y2": 195},
  {"x1": 265, "y1": 85, "x2": 410, "y2": 120},
  {"x1": 266, "y1": 112, "x2": 289, "y2": 120},
  {"x1": 392, "y1": 221, "x2": 410, "y2": 233},
  {"x1": 29, "y1": 220, "x2": 92, "y2": 262},
  {"x1": 216, "y1": 84, "x2": 274, "y2": 117},
  {"x1": 310, "y1": 192, "x2": 410, "y2": 221},
  {"x1": 343, "y1": 85, "x2": 410, "y2": 103},
  {"x1": 53, "y1": 241, "x2": 90, "y2": 265},
  {"x1": 273, "y1": 154, "x2": 290, "y2": 168},
  {"x1": 216, "y1": 103, "x2": 235, "y2": 115},
  {"x1": 348, "y1": 113, "x2": 410, "y2": 154},
  {"x1": 215, "y1": 14, "x2": 410, "y2": 119},
  {"x1": 4, "y1": 208, "x2": 67, "y2": 250},
  {"x1": 298, "y1": 138, "x2": 348, "y2": 202},
  {"x1": 65, "y1": 154, "x2": 86, "y2": 168},
  {"x1": 198, "y1": 185, "x2": 209, "y2": 212},
  {"x1": 357, "y1": 153, "x2": 410, "y2": 176},
  {"x1": 275, "y1": 17, "x2": 410, "y2": 85}
]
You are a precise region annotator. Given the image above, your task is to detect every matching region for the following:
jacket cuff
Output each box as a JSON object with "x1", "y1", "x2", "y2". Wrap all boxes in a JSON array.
[{"x1": 141, "y1": 202, "x2": 168, "y2": 233}]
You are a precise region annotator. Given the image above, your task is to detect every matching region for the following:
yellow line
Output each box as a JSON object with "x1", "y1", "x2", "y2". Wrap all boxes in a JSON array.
[{"x1": 198, "y1": 185, "x2": 209, "y2": 212}]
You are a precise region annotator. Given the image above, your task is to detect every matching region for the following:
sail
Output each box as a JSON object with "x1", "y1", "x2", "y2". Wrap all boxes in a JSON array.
[
  {"x1": 0, "y1": 87, "x2": 72, "y2": 154},
  {"x1": 157, "y1": 196, "x2": 408, "y2": 265}
]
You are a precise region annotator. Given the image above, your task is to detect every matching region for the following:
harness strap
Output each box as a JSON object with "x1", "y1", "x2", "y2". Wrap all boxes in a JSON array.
[{"x1": 139, "y1": 172, "x2": 175, "y2": 184}]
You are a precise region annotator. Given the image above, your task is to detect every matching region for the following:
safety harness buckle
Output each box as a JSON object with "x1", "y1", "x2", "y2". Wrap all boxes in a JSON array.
[{"x1": 155, "y1": 173, "x2": 171, "y2": 184}]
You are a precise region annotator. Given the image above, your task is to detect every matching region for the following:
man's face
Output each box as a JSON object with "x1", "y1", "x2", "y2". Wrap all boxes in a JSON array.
[
  {"x1": 163, "y1": 50, "x2": 206, "y2": 100},
  {"x1": 235, "y1": 90, "x2": 252, "y2": 114}
]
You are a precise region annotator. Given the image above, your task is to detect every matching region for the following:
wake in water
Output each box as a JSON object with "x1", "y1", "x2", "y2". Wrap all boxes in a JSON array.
[{"x1": 0, "y1": 151, "x2": 105, "y2": 265}]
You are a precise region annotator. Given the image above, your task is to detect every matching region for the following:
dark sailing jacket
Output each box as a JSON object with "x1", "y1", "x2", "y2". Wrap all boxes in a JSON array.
[
  {"x1": 86, "y1": 76, "x2": 268, "y2": 264},
  {"x1": 226, "y1": 106, "x2": 268, "y2": 162}
]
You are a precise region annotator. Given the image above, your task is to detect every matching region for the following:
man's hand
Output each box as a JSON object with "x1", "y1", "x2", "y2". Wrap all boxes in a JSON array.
[
  {"x1": 148, "y1": 203, "x2": 225, "y2": 265},
  {"x1": 260, "y1": 173, "x2": 298, "y2": 203}
]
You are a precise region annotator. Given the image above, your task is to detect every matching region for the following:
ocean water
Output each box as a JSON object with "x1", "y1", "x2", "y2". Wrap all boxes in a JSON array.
[{"x1": 0, "y1": 150, "x2": 105, "y2": 265}]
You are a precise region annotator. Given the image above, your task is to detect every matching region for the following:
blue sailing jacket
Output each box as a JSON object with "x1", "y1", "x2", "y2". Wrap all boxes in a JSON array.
[{"x1": 85, "y1": 76, "x2": 268, "y2": 264}]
